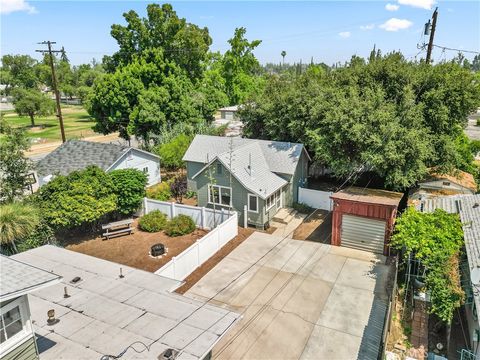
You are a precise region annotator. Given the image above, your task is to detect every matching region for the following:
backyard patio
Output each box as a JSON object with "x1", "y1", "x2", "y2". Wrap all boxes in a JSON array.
[{"x1": 65, "y1": 220, "x2": 208, "y2": 272}]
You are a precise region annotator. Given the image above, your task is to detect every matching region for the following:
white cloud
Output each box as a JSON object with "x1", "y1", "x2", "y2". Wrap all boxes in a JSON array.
[
  {"x1": 360, "y1": 24, "x2": 375, "y2": 31},
  {"x1": 385, "y1": 3, "x2": 400, "y2": 11},
  {"x1": 398, "y1": 0, "x2": 435, "y2": 10},
  {"x1": 338, "y1": 31, "x2": 351, "y2": 38},
  {"x1": 379, "y1": 18, "x2": 413, "y2": 32},
  {"x1": 0, "y1": 0, "x2": 36, "y2": 14}
]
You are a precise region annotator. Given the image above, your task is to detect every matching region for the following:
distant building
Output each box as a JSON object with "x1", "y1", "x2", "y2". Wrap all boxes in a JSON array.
[
  {"x1": 35, "y1": 140, "x2": 161, "y2": 187},
  {"x1": 0, "y1": 255, "x2": 61, "y2": 360},
  {"x1": 409, "y1": 168, "x2": 477, "y2": 205},
  {"x1": 218, "y1": 105, "x2": 239, "y2": 121}
]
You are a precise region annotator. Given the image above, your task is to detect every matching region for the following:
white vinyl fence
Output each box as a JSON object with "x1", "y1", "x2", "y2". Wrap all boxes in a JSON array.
[
  {"x1": 155, "y1": 213, "x2": 238, "y2": 280},
  {"x1": 143, "y1": 198, "x2": 233, "y2": 230},
  {"x1": 298, "y1": 188, "x2": 333, "y2": 211},
  {"x1": 141, "y1": 198, "x2": 239, "y2": 281}
]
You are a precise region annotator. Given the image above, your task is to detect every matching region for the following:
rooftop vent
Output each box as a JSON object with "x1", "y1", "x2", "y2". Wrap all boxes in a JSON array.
[
  {"x1": 159, "y1": 348, "x2": 178, "y2": 360},
  {"x1": 151, "y1": 243, "x2": 165, "y2": 257},
  {"x1": 474, "y1": 203, "x2": 479, "y2": 209},
  {"x1": 70, "y1": 276, "x2": 81, "y2": 284}
]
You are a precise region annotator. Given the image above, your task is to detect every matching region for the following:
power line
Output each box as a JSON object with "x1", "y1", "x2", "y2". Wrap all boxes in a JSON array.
[
  {"x1": 432, "y1": 44, "x2": 480, "y2": 55},
  {"x1": 35, "y1": 40, "x2": 66, "y2": 143}
]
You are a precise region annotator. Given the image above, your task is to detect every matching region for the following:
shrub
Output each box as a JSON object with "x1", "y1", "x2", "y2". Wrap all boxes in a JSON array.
[
  {"x1": 138, "y1": 210, "x2": 168, "y2": 232},
  {"x1": 17, "y1": 220, "x2": 56, "y2": 253},
  {"x1": 109, "y1": 169, "x2": 148, "y2": 215},
  {"x1": 185, "y1": 190, "x2": 196, "y2": 199},
  {"x1": 165, "y1": 214, "x2": 196, "y2": 237},
  {"x1": 170, "y1": 176, "x2": 187, "y2": 203},
  {"x1": 155, "y1": 134, "x2": 192, "y2": 170},
  {"x1": 146, "y1": 181, "x2": 172, "y2": 201}
]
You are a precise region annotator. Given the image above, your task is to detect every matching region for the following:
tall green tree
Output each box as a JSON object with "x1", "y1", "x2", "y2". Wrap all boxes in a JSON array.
[
  {"x1": 0, "y1": 119, "x2": 33, "y2": 203},
  {"x1": 12, "y1": 88, "x2": 55, "y2": 126},
  {"x1": 0, "y1": 54, "x2": 38, "y2": 93},
  {"x1": 240, "y1": 52, "x2": 480, "y2": 190},
  {"x1": 103, "y1": 3, "x2": 211, "y2": 81},
  {"x1": 222, "y1": 27, "x2": 263, "y2": 105}
]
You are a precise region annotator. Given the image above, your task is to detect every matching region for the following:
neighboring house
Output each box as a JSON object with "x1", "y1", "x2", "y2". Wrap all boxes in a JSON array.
[
  {"x1": 218, "y1": 105, "x2": 239, "y2": 121},
  {"x1": 418, "y1": 194, "x2": 480, "y2": 359},
  {"x1": 35, "y1": 140, "x2": 161, "y2": 187},
  {"x1": 0, "y1": 256, "x2": 61, "y2": 360},
  {"x1": 183, "y1": 135, "x2": 310, "y2": 228},
  {"x1": 214, "y1": 105, "x2": 243, "y2": 137},
  {"x1": 410, "y1": 168, "x2": 477, "y2": 204},
  {"x1": 11, "y1": 246, "x2": 240, "y2": 360}
]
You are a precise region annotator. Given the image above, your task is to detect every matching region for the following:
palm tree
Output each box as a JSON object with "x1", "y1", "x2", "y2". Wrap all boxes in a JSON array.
[
  {"x1": 0, "y1": 203, "x2": 39, "y2": 253},
  {"x1": 281, "y1": 51, "x2": 287, "y2": 66}
]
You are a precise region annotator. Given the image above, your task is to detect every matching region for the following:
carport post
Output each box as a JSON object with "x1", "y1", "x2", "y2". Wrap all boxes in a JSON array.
[
  {"x1": 201, "y1": 207, "x2": 206, "y2": 229},
  {"x1": 243, "y1": 205, "x2": 247, "y2": 228}
]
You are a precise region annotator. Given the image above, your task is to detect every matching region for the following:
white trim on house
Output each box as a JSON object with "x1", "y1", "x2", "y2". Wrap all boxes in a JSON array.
[
  {"x1": 248, "y1": 194, "x2": 259, "y2": 213},
  {"x1": 0, "y1": 296, "x2": 33, "y2": 357},
  {"x1": 208, "y1": 185, "x2": 232, "y2": 207}
]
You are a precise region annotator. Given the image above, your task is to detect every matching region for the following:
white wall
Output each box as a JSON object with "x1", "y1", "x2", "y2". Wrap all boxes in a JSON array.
[
  {"x1": 155, "y1": 213, "x2": 238, "y2": 280},
  {"x1": 144, "y1": 198, "x2": 231, "y2": 230},
  {"x1": 298, "y1": 188, "x2": 333, "y2": 211},
  {"x1": 110, "y1": 149, "x2": 161, "y2": 186},
  {"x1": 142, "y1": 198, "x2": 239, "y2": 281}
]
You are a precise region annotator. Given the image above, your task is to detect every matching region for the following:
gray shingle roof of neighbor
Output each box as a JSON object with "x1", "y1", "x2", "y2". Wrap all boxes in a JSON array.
[
  {"x1": 35, "y1": 139, "x2": 130, "y2": 177},
  {"x1": 183, "y1": 135, "x2": 308, "y2": 175},
  {"x1": 0, "y1": 255, "x2": 61, "y2": 301},
  {"x1": 218, "y1": 105, "x2": 239, "y2": 112},
  {"x1": 12, "y1": 245, "x2": 241, "y2": 360},
  {"x1": 418, "y1": 194, "x2": 480, "y2": 321}
]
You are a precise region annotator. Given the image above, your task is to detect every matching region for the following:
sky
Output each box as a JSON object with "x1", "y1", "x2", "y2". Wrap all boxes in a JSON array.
[{"x1": 1, "y1": 0, "x2": 479, "y2": 66}]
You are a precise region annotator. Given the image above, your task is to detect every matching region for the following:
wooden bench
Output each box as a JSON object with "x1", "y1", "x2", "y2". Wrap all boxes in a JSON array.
[{"x1": 102, "y1": 219, "x2": 134, "y2": 240}]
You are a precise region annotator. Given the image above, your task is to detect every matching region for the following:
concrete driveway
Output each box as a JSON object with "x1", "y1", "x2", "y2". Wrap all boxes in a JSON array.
[{"x1": 186, "y1": 232, "x2": 392, "y2": 360}]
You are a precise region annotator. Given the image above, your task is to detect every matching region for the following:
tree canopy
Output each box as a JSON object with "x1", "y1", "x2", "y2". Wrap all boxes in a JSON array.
[
  {"x1": 12, "y1": 88, "x2": 55, "y2": 126},
  {"x1": 240, "y1": 52, "x2": 480, "y2": 189}
]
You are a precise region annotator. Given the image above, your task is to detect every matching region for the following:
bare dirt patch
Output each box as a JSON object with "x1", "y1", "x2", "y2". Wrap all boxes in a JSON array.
[
  {"x1": 65, "y1": 222, "x2": 207, "y2": 273},
  {"x1": 292, "y1": 209, "x2": 332, "y2": 243},
  {"x1": 175, "y1": 227, "x2": 255, "y2": 294}
]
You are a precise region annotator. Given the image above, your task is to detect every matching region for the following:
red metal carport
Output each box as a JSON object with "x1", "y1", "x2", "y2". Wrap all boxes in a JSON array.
[{"x1": 331, "y1": 187, "x2": 403, "y2": 255}]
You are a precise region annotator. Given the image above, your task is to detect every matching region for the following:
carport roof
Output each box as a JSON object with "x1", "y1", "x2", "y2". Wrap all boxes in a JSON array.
[
  {"x1": 332, "y1": 187, "x2": 403, "y2": 206},
  {"x1": 12, "y1": 245, "x2": 240, "y2": 360}
]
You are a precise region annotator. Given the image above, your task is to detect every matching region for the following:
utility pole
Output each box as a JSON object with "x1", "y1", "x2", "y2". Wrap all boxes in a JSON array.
[
  {"x1": 36, "y1": 41, "x2": 66, "y2": 142},
  {"x1": 425, "y1": 7, "x2": 438, "y2": 65}
]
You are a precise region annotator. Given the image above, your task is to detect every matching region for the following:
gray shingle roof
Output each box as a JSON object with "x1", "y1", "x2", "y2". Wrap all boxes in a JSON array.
[
  {"x1": 36, "y1": 140, "x2": 129, "y2": 177},
  {"x1": 216, "y1": 142, "x2": 288, "y2": 199},
  {"x1": 0, "y1": 255, "x2": 61, "y2": 301},
  {"x1": 183, "y1": 135, "x2": 307, "y2": 175},
  {"x1": 12, "y1": 245, "x2": 240, "y2": 360}
]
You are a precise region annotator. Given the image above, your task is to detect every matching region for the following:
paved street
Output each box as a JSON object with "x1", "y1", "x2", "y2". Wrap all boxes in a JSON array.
[{"x1": 186, "y1": 232, "x2": 392, "y2": 360}]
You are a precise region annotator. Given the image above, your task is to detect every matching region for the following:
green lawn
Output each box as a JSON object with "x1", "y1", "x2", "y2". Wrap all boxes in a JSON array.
[{"x1": 1, "y1": 105, "x2": 99, "y2": 143}]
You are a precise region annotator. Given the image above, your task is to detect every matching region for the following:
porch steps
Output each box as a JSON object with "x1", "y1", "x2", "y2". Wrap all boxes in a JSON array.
[{"x1": 272, "y1": 208, "x2": 298, "y2": 225}]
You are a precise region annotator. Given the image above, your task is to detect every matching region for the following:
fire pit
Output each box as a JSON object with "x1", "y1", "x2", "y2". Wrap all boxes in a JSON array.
[{"x1": 151, "y1": 243, "x2": 165, "y2": 257}]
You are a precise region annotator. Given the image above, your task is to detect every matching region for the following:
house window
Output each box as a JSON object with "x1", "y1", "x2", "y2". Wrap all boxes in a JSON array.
[
  {"x1": 248, "y1": 194, "x2": 258, "y2": 213},
  {"x1": 0, "y1": 297, "x2": 29, "y2": 349},
  {"x1": 209, "y1": 185, "x2": 231, "y2": 206},
  {"x1": 266, "y1": 193, "x2": 275, "y2": 211},
  {"x1": 217, "y1": 163, "x2": 223, "y2": 175},
  {"x1": 142, "y1": 167, "x2": 148, "y2": 174}
]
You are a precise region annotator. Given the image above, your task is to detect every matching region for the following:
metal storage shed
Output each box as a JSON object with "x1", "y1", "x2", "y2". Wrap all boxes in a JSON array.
[{"x1": 331, "y1": 187, "x2": 403, "y2": 255}]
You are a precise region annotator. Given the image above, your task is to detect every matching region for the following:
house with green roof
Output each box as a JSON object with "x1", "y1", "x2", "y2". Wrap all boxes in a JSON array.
[{"x1": 183, "y1": 135, "x2": 310, "y2": 228}]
